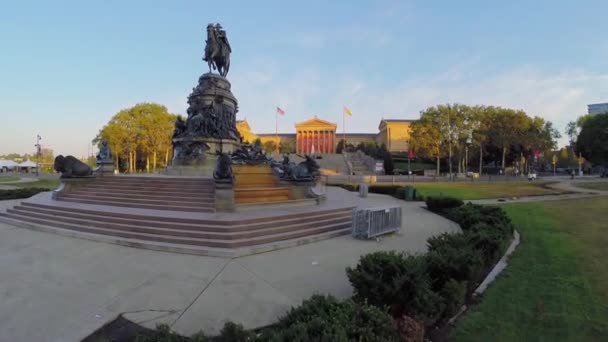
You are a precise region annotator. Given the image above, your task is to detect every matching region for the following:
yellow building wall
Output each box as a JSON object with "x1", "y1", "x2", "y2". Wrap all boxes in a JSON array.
[
  {"x1": 377, "y1": 122, "x2": 412, "y2": 152},
  {"x1": 236, "y1": 121, "x2": 258, "y2": 143}
]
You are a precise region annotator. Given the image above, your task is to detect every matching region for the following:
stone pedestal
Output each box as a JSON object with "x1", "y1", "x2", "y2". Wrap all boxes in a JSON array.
[
  {"x1": 172, "y1": 73, "x2": 241, "y2": 167},
  {"x1": 214, "y1": 182, "x2": 235, "y2": 212},
  {"x1": 96, "y1": 159, "x2": 115, "y2": 176}
]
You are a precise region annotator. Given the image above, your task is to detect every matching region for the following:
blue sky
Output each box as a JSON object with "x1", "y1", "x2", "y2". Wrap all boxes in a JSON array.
[{"x1": 1, "y1": 0, "x2": 607, "y2": 157}]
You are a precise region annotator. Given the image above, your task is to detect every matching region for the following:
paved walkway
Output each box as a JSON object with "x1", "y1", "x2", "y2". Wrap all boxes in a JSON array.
[
  {"x1": 470, "y1": 179, "x2": 608, "y2": 205},
  {"x1": 0, "y1": 191, "x2": 458, "y2": 341}
]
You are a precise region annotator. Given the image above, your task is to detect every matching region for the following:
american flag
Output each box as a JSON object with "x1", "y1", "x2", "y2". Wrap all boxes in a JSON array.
[{"x1": 276, "y1": 107, "x2": 285, "y2": 116}]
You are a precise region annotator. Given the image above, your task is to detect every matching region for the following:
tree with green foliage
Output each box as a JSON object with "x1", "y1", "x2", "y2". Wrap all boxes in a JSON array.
[
  {"x1": 96, "y1": 103, "x2": 177, "y2": 172},
  {"x1": 279, "y1": 140, "x2": 295, "y2": 154},
  {"x1": 410, "y1": 110, "x2": 444, "y2": 175},
  {"x1": 263, "y1": 140, "x2": 277, "y2": 154},
  {"x1": 576, "y1": 113, "x2": 608, "y2": 166}
]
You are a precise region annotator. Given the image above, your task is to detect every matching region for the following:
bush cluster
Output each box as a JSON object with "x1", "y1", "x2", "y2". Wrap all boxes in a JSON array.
[
  {"x1": 0, "y1": 188, "x2": 48, "y2": 200},
  {"x1": 425, "y1": 196, "x2": 464, "y2": 212},
  {"x1": 339, "y1": 184, "x2": 424, "y2": 201},
  {"x1": 142, "y1": 200, "x2": 513, "y2": 340},
  {"x1": 260, "y1": 294, "x2": 399, "y2": 341},
  {"x1": 347, "y1": 201, "x2": 514, "y2": 324}
]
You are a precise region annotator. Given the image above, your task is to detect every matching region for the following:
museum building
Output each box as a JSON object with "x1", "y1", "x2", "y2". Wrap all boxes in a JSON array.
[{"x1": 236, "y1": 117, "x2": 414, "y2": 154}]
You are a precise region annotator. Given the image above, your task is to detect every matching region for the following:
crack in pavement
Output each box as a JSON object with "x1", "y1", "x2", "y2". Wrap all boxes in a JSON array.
[{"x1": 168, "y1": 258, "x2": 233, "y2": 328}]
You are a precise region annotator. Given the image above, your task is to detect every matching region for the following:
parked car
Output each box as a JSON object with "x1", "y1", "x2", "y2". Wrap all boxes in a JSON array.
[
  {"x1": 528, "y1": 172, "x2": 537, "y2": 180},
  {"x1": 601, "y1": 170, "x2": 608, "y2": 178}
]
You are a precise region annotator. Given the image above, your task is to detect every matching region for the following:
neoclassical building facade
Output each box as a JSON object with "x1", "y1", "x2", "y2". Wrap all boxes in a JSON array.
[{"x1": 236, "y1": 117, "x2": 414, "y2": 154}]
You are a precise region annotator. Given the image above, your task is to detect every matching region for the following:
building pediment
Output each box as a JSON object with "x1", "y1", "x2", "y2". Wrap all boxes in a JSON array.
[{"x1": 295, "y1": 117, "x2": 337, "y2": 129}]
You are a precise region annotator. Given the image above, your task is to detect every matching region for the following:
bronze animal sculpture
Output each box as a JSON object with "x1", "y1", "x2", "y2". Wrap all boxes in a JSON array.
[{"x1": 54, "y1": 155, "x2": 93, "y2": 178}]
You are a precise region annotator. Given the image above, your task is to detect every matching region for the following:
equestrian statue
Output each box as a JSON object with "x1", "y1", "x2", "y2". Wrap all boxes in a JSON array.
[{"x1": 203, "y1": 23, "x2": 231, "y2": 77}]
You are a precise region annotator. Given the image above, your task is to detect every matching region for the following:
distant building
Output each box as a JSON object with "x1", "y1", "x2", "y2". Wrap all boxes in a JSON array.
[
  {"x1": 587, "y1": 102, "x2": 608, "y2": 115},
  {"x1": 236, "y1": 116, "x2": 415, "y2": 154}
]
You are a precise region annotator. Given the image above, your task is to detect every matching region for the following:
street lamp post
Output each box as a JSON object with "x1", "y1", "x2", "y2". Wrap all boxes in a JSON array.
[{"x1": 34, "y1": 134, "x2": 42, "y2": 177}]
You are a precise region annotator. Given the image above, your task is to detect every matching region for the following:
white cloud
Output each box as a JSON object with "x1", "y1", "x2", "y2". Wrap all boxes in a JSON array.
[{"x1": 231, "y1": 60, "x2": 608, "y2": 148}]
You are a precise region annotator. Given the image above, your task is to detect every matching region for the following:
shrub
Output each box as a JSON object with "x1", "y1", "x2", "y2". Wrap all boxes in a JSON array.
[
  {"x1": 339, "y1": 184, "x2": 359, "y2": 192},
  {"x1": 393, "y1": 315, "x2": 425, "y2": 342},
  {"x1": 368, "y1": 185, "x2": 400, "y2": 196},
  {"x1": 217, "y1": 322, "x2": 253, "y2": 342},
  {"x1": 467, "y1": 224, "x2": 511, "y2": 266},
  {"x1": 135, "y1": 324, "x2": 189, "y2": 342},
  {"x1": 426, "y1": 233, "x2": 484, "y2": 291},
  {"x1": 0, "y1": 188, "x2": 48, "y2": 200},
  {"x1": 347, "y1": 251, "x2": 442, "y2": 319},
  {"x1": 446, "y1": 203, "x2": 512, "y2": 232},
  {"x1": 425, "y1": 196, "x2": 464, "y2": 212},
  {"x1": 261, "y1": 294, "x2": 399, "y2": 341},
  {"x1": 439, "y1": 279, "x2": 467, "y2": 319}
]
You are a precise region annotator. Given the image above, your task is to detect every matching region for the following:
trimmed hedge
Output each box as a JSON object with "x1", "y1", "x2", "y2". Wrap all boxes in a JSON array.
[
  {"x1": 347, "y1": 202, "x2": 514, "y2": 326},
  {"x1": 260, "y1": 294, "x2": 400, "y2": 341},
  {"x1": 347, "y1": 252, "x2": 441, "y2": 319},
  {"x1": 425, "y1": 196, "x2": 464, "y2": 212},
  {"x1": 0, "y1": 188, "x2": 48, "y2": 200},
  {"x1": 338, "y1": 184, "x2": 424, "y2": 201}
]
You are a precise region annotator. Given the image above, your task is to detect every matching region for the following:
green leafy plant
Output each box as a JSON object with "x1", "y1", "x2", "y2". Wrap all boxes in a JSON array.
[
  {"x1": 425, "y1": 196, "x2": 464, "y2": 212},
  {"x1": 261, "y1": 294, "x2": 399, "y2": 341},
  {"x1": 347, "y1": 251, "x2": 442, "y2": 319}
]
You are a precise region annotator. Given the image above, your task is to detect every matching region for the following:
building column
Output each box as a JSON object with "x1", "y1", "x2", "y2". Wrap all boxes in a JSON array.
[
  {"x1": 323, "y1": 130, "x2": 328, "y2": 154},
  {"x1": 297, "y1": 131, "x2": 301, "y2": 154}
]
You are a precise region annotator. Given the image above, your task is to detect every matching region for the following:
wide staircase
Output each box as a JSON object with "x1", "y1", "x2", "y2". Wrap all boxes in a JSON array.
[
  {"x1": 55, "y1": 176, "x2": 215, "y2": 212},
  {"x1": 233, "y1": 165, "x2": 290, "y2": 204},
  {"x1": 0, "y1": 201, "x2": 353, "y2": 255},
  {"x1": 315, "y1": 154, "x2": 350, "y2": 175},
  {"x1": 347, "y1": 151, "x2": 374, "y2": 175}
]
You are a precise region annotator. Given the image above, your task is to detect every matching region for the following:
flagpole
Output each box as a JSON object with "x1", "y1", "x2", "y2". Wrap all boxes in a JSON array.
[
  {"x1": 275, "y1": 110, "x2": 278, "y2": 153},
  {"x1": 342, "y1": 109, "x2": 346, "y2": 154}
]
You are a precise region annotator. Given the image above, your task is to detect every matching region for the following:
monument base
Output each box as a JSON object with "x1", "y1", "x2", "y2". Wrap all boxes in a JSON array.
[
  {"x1": 171, "y1": 137, "x2": 240, "y2": 171},
  {"x1": 96, "y1": 160, "x2": 115, "y2": 176}
]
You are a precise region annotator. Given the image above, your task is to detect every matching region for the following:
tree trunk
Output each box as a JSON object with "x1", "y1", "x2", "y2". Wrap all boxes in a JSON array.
[
  {"x1": 448, "y1": 141, "x2": 453, "y2": 180},
  {"x1": 146, "y1": 155, "x2": 150, "y2": 173},
  {"x1": 153, "y1": 151, "x2": 157, "y2": 172},
  {"x1": 134, "y1": 150, "x2": 138, "y2": 173},
  {"x1": 436, "y1": 155, "x2": 440, "y2": 176},
  {"x1": 128, "y1": 152, "x2": 132, "y2": 173},
  {"x1": 501, "y1": 146, "x2": 507, "y2": 171},
  {"x1": 165, "y1": 149, "x2": 169, "y2": 166},
  {"x1": 479, "y1": 144, "x2": 483, "y2": 175}
]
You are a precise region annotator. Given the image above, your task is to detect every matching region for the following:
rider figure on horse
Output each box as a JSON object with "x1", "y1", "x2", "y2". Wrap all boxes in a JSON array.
[{"x1": 203, "y1": 23, "x2": 231, "y2": 77}]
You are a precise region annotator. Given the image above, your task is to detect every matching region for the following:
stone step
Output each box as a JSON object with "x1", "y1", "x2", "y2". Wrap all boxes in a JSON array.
[
  {"x1": 57, "y1": 193, "x2": 213, "y2": 206},
  {"x1": 21, "y1": 201, "x2": 353, "y2": 226},
  {"x1": 9, "y1": 204, "x2": 351, "y2": 232},
  {"x1": 59, "y1": 191, "x2": 215, "y2": 203},
  {"x1": 77, "y1": 186, "x2": 214, "y2": 197},
  {"x1": 83, "y1": 183, "x2": 214, "y2": 192},
  {"x1": 235, "y1": 196, "x2": 290, "y2": 204},
  {"x1": 94, "y1": 176, "x2": 213, "y2": 183},
  {"x1": 66, "y1": 189, "x2": 215, "y2": 201},
  {"x1": 56, "y1": 197, "x2": 214, "y2": 212},
  {"x1": 6, "y1": 207, "x2": 351, "y2": 240},
  {"x1": 1, "y1": 211, "x2": 351, "y2": 248},
  {"x1": 0, "y1": 214, "x2": 352, "y2": 257},
  {"x1": 234, "y1": 187, "x2": 289, "y2": 198}
]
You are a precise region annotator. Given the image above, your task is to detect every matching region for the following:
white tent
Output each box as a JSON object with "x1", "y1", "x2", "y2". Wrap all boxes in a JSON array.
[
  {"x1": 18, "y1": 160, "x2": 37, "y2": 168},
  {"x1": 0, "y1": 159, "x2": 18, "y2": 170}
]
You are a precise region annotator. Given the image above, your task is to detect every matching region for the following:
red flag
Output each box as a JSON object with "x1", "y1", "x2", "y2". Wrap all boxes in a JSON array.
[
  {"x1": 276, "y1": 107, "x2": 285, "y2": 116},
  {"x1": 408, "y1": 148, "x2": 415, "y2": 159}
]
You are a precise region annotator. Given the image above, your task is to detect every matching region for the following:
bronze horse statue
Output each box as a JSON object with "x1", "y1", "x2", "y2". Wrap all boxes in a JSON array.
[{"x1": 203, "y1": 23, "x2": 231, "y2": 77}]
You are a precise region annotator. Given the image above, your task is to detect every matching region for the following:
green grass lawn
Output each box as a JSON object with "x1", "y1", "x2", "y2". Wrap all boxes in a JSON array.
[
  {"x1": 12, "y1": 178, "x2": 61, "y2": 190},
  {"x1": 576, "y1": 182, "x2": 608, "y2": 191},
  {"x1": 361, "y1": 181, "x2": 558, "y2": 200},
  {"x1": 0, "y1": 176, "x2": 20, "y2": 182},
  {"x1": 452, "y1": 197, "x2": 608, "y2": 341}
]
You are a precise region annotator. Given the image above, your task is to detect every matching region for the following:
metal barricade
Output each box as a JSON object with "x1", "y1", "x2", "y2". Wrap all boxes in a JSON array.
[{"x1": 352, "y1": 206, "x2": 402, "y2": 239}]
